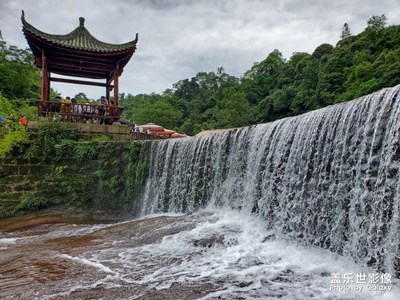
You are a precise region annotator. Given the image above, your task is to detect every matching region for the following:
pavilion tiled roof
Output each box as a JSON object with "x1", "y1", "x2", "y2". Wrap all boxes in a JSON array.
[{"x1": 21, "y1": 10, "x2": 138, "y2": 53}]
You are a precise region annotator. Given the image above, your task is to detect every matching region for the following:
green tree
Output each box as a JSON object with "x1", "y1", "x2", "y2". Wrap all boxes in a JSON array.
[
  {"x1": 74, "y1": 92, "x2": 87, "y2": 103},
  {"x1": 367, "y1": 14, "x2": 387, "y2": 32},
  {"x1": 247, "y1": 49, "x2": 285, "y2": 77},
  {"x1": 132, "y1": 99, "x2": 183, "y2": 129},
  {"x1": 312, "y1": 43, "x2": 334, "y2": 60},
  {"x1": 341, "y1": 23, "x2": 352, "y2": 39},
  {"x1": 241, "y1": 49, "x2": 285, "y2": 108},
  {"x1": 0, "y1": 36, "x2": 40, "y2": 99},
  {"x1": 215, "y1": 88, "x2": 252, "y2": 128},
  {"x1": 373, "y1": 48, "x2": 400, "y2": 88}
]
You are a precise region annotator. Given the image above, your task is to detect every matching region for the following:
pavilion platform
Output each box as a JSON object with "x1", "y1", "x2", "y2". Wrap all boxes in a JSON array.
[{"x1": 27, "y1": 121, "x2": 164, "y2": 141}]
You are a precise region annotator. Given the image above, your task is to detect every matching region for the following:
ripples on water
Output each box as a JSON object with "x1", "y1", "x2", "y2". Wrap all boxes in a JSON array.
[{"x1": 2, "y1": 209, "x2": 396, "y2": 299}]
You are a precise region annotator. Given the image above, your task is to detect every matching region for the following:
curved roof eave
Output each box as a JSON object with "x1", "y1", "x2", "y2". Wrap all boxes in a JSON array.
[{"x1": 21, "y1": 10, "x2": 138, "y2": 53}]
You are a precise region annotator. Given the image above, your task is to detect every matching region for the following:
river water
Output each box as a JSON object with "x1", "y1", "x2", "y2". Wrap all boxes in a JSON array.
[{"x1": 0, "y1": 209, "x2": 399, "y2": 299}]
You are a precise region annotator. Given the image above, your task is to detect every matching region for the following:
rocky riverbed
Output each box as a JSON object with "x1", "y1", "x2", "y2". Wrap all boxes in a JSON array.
[
  {"x1": 0, "y1": 209, "x2": 399, "y2": 300},
  {"x1": 0, "y1": 209, "x2": 215, "y2": 299}
]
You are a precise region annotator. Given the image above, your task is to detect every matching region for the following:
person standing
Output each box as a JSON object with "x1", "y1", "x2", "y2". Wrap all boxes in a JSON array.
[{"x1": 99, "y1": 96, "x2": 108, "y2": 125}]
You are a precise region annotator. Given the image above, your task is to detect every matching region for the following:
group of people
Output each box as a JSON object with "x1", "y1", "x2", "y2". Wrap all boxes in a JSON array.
[
  {"x1": 42, "y1": 95, "x2": 119, "y2": 125},
  {"x1": 50, "y1": 96, "x2": 93, "y2": 114},
  {"x1": 0, "y1": 114, "x2": 27, "y2": 127}
]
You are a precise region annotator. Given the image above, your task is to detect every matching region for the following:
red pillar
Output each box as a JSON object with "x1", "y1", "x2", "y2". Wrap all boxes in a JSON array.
[
  {"x1": 41, "y1": 52, "x2": 49, "y2": 101},
  {"x1": 113, "y1": 69, "x2": 119, "y2": 107},
  {"x1": 47, "y1": 71, "x2": 51, "y2": 100}
]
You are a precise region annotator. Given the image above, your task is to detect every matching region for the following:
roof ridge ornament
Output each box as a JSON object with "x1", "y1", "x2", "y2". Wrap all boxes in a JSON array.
[{"x1": 79, "y1": 17, "x2": 85, "y2": 27}]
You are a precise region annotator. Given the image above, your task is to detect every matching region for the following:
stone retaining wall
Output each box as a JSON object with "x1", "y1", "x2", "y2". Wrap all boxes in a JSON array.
[
  {"x1": 28, "y1": 121, "x2": 132, "y2": 140},
  {"x1": 0, "y1": 141, "x2": 149, "y2": 218},
  {"x1": 0, "y1": 157, "x2": 52, "y2": 217}
]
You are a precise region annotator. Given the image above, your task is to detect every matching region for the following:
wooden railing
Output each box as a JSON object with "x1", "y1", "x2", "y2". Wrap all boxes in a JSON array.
[{"x1": 37, "y1": 100, "x2": 123, "y2": 125}]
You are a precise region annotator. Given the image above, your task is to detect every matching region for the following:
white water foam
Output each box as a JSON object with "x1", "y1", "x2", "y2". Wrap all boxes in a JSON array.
[
  {"x1": 140, "y1": 85, "x2": 400, "y2": 276},
  {"x1": 0, "y1": 237, "x2": 18, "y2": 249},
  {"x1": 50, "y1": 210, "x2": 399, "y2": 299},
  {"x1": 58, "y1": 254, "x2": 117, "y2": 274},
  {"x1": 0, "y1": 237, "x2": 17, "y2": 244}
]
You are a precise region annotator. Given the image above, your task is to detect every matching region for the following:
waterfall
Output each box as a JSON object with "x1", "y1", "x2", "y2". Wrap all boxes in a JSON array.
[{"x1": 140, "y1": 85, "x2": 400, "y2": 276}]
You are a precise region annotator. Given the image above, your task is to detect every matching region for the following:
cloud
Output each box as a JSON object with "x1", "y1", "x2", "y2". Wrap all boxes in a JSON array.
[{"x1": 1, "y1": 0, "x2": 400, "y2": 98}]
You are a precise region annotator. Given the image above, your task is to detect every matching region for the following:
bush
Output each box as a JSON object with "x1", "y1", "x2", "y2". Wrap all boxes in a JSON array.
[
  {"x1": 0, "y1": 125, "x2": 29, "y2": 157},
  {"x1": 24, "y1": 119, "x2": 81, "y2": 161},
  {"x1": 17, "y1": 191, "x2": 51, "y2": 211}
]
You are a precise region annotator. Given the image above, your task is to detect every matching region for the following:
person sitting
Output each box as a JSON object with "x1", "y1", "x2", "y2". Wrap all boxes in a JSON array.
[
  {"x1": 82, "y1": 98, "x2": 93, "y2": 113},
  {"x1": 70, "y1": 98, "x2": 82, "y2": 122},
  {"x1": 72, "y1": 98, "x2": 82, "y2": 114},
  {"x1": 100, "y1": 96, "x2": 108, "y2": 105},
  {"x1": 18, "y1": 115, "x2": 27, "y2": 126},
  {"x1": 106, "y1": 100, "x2": 118, "y2": 125},
  {"x1": 81, "y1": 97, "x2": 93, "y2": 123},
  {"x1": 60, "y1": 96, "x2": 72, "y2": 121},
  {"x1": 52, "y1": 96, "x2": 61, "y2": 113}
]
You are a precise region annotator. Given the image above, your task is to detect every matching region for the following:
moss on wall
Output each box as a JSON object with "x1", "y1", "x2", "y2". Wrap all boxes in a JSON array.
[{"x1": 0, "y1": 140, "x2": 150, "y2": 218}]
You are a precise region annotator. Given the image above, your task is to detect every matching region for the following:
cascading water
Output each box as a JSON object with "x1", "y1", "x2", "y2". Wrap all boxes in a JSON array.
[
  {"x1": 2, "y1": 87, "x2": 400, "y2": 300},
  {"x1": 141, "y1": 85, "x2": 400, "y2": 277}
]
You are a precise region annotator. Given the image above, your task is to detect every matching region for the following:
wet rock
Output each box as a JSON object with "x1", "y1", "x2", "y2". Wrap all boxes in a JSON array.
[
  {"x1": 192, "y1": 234, "x2": 224, "y2": 248},
  {"x1": 236, "y1": 255, "x2": 263, "y2": 268},
  {"x1": 271, "y1": 269, "x2": 294, "y2": 283},
  {"x1": 237, "y1": 281, "x2": 253, "y2": 288},
  {"x1": 262, "y1": 233, "x2": 276, "y2": 242}
]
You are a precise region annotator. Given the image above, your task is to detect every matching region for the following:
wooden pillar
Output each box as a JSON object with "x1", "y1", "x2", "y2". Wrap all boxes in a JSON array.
[
  {"x1": 113, "y1": 67, "x2": 119, "y2": 107},
  {"x1": 41, "y1": 52, "x2": 49, "y2": 101},
  {"x1": 106, "y1": 82, "x2": 110, "y2": 100},
  {"x1": 47, "y1": 71, "x2": 51, "y2": 100}
]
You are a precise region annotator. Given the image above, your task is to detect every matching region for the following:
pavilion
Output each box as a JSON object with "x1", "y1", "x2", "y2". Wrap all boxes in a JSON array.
[{"x1": 21, "y1": 10, "x2": 138, "y2": 121}]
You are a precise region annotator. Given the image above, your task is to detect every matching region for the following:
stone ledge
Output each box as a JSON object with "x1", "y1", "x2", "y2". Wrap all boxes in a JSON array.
[{"x1": 28, "y1": 121, "x2": 132, "y2": 137}]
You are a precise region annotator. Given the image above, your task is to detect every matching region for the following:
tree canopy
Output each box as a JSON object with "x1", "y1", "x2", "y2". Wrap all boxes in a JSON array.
[
  {"x1": 1, "y1": 15, "x2": 400, "y2": 136},
  {"x1": 0, "y1": 34, "x2": 40, "y2": 100},
  {"x1": 121, "y1": 15, "x2": 400, "y2": 135}
]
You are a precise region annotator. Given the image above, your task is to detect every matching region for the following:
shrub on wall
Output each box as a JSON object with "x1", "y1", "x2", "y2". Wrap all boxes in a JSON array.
[
  {"x1": 0, "y1": 125, "x2": 29, "y2": 157},
  {"x1": 0, "y1": 118, "x2": 151, "y2": 217}
]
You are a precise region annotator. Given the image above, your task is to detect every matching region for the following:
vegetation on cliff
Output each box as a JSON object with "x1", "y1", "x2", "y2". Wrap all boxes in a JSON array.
[{"x1": 0, "y1": 121, "x2": 149, "y2": 218}]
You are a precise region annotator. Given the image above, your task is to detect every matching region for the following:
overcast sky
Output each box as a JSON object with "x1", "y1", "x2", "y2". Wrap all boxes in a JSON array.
[{"x1": 1, "y1": 0, "x2": 399, "y2": 99}]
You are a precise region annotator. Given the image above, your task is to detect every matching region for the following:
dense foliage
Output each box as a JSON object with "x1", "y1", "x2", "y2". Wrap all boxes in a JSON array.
[
  {"x1": 0, "y1": 32, "x2": 40, "y2": 100},
  {"x1": 120, "y1": 16, "x2": 400, "y2": 135},
  {"x1": 0, "y1": 32, "x2": 40, "y2": 124},
  {"x1": 1, "y1": 16, "x2": 400, "y2": 137}
]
